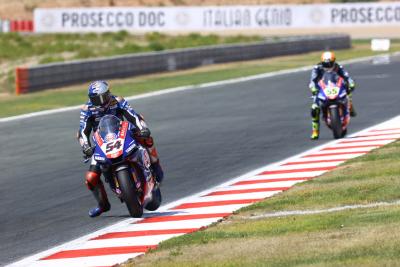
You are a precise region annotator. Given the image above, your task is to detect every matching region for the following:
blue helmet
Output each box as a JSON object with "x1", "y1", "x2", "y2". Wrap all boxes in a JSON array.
[{"x1": 88, "y1": 81, "x2": 111, "y2": 107}]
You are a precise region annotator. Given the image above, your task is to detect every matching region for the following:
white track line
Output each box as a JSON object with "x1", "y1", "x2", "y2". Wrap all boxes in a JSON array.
[
  {"x1": 8, "y1": 115, "x2": 400, "y2": 267},
  {"x1": 249, "y1": 200, "x2": 400, "y2": 219},
  {"x1": 6, "y1": 54, "x2": 400, "y2": 266},
  {"x1": 1, "y1": 52, "x2": 399, "y2": 124}
]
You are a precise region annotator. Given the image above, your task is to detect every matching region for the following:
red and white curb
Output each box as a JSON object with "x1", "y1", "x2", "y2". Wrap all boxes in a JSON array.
[{"x1": 8, "y1": 115, "x2": 400, "y2": 267}]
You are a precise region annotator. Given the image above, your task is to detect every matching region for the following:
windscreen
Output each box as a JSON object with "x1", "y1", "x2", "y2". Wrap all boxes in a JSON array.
[
  {"x1": 98, "y1": 115, "x2": 120, "y2": 141},
  {"x1": 322, "y1": 71, "x2": 339, "y2": 85}
]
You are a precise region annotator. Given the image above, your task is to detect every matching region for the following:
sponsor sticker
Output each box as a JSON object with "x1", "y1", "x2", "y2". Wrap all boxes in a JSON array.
[
  {"x1": 105, "y1": 133, "x2": 117, "y2": 142},
  {"x1": 94, "y1": 155, "x2": 105, "y2": 161},
  {"x1": 126, "y1": 143, "x2": 137, "y2": 153}
]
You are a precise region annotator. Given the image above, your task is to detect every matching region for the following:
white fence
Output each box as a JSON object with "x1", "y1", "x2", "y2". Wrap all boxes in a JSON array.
[{"x1": 34, "y1": 3, "x2": 400, "y2": 33}]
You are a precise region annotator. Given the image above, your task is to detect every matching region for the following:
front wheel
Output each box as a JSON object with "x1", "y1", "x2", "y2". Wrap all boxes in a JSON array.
[
  {"x1": 116, "y1": 169, "x2": 143, "y2": 218},
  {"x1": 329, "y1": 106, "x2": 342, "y2": 139}
]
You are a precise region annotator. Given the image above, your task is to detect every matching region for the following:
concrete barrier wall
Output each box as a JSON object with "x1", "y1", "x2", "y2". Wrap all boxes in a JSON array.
[{"x1": 15, "y1": 34, "x2": 350, "y2": 94}]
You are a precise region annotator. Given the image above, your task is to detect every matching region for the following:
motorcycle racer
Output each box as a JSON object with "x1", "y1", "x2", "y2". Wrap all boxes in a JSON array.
[
  {"x1": 309, "y1": 51, "x2": 356, "y2": 140},
  {"x1": 77, "y1": 80, "x2": 164, "y2": 217}
]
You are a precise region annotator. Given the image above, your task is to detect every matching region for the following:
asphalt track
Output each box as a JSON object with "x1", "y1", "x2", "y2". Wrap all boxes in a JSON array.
[{"x1": 1, "y1": 54, "x2": 399, "y2": 266}]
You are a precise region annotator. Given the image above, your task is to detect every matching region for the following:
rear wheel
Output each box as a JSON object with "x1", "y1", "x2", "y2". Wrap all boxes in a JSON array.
[
  {"x1": 145, "y1": 185, "x2": 162, "y2": 211},
  {"x1": 341, "y1": 128, "x2": 347, "y2": 138},
  {"x1": 330, "y1": 107, "x2": 342, "y2": 139},
  {"x1": 116, "y1": 169, "x2": 143, "y2": 217}
]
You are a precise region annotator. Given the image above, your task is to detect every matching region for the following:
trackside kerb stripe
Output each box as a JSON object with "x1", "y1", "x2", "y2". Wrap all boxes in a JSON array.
[
  {"x1": 91, "y1": 228, "x2": 198, "y2": 240},
  {"x1": 303, "y1": 151, "x2": 369, "y2": 157},
  {"x1": 339, "y1": 138, "x2": 397, "y2": 144},
  {"x1": 172, "y1": 199, "x2": 263, "y2": 209},
  {"x1": 357, "y1": 132, "x2": 400, "y2": 137},
  {"x1": 9, "y1": 127, "x2": 400, "y2": 267},
  {"x1": 137, "y1": 213, "x2": 232, "y2": 223},
  {"x1": 283, "y1": 159, "x2": 346, "y2": 165},
  {"x1": 40, "y1": 245, "x2": 157, "y2": 260},
  {"x1": 259, "y1": 166, "x2": 336, "y2": 175},
  {"x1": 370, "y1": 128, "x2": 400, "y2": 132},
  {"x1": 233, "y1": 177, "x2": 313, "y2": 185},
  {"x1": 204, "y1": 187, "x2": 290, "y2": 196},
  {"x1": 6, "y1": 89, "x2": 400, "y2": 266},
  {"x1": 321, "y1": 144, "x2": 382, "y2": 150}
]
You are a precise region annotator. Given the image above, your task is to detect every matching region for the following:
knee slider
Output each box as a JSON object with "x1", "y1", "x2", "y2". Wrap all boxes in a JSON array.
[
  {"x1": 85, "y1": 171, "x2": 101, "y2": 190},
  {"x1": 144, "y1": 136, "x2": 154, "y2": 147},
  {"x1": 137, "y1": 136, "x2": 154, "y2": 147}
]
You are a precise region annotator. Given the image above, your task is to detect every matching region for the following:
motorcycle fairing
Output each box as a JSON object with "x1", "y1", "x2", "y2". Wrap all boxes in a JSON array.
[
  {"x1": 317, "y1": 75, "x2": 346, "y2": 101},
  {"x1": 93, "y1": 121, "x2": 132, "y2": 164}
]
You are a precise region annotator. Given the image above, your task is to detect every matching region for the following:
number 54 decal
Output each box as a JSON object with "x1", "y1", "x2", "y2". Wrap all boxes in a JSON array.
[{"x1": 106, "y1": 140, "x2": 122, "y2": 153}]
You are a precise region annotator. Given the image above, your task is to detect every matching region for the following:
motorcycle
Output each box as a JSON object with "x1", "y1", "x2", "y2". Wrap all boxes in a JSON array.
[
  {"x1": 91, "y1": 115, "x2": 162, "y2": 217},
  {"x1": 316, "y1": 71, "x2": 350, "y2": 139}
]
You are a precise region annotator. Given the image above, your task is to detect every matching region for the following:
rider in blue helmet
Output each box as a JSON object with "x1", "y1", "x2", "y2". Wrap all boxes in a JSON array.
[{"x1": 77, "y1": 80, "x2": 164, "y2": 217}]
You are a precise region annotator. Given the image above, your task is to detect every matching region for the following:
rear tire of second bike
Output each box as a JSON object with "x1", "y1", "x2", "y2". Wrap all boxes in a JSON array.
[
  {"x1": 330, "y1": 107, "x2": 342, "y2": 139},
  {"x1": 117, "y1": 169, "x2": 143, "y2": 218},
  {"x1": 145, "y1": 186, "x2": 162, "y2": 211}
]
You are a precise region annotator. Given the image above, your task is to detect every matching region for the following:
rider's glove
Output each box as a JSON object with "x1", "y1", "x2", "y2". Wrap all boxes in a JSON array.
[
  {"x1": 309, "y1": 82, "x2": 318, "y2": 96},
  {"x1": 348, "y1": 78, "x2": 356, "y2": 93},
  {"x1": 310, "y1": 86, "x2": 318, "y2": 96},
  {"x1": 82, "y1": 144, "x2": 94, "y2": 158},
  {"x1": 136, "y1": 128, "x2": 151, "y2": 138}
]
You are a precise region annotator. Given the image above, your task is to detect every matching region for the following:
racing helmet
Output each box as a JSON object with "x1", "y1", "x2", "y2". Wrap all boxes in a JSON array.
[
  {"x1": 88, "y1": 81, "x2": 111, "y2": 107},
  {"x1": 321, "y1": 51, "x2": 336, "y2": 69}
]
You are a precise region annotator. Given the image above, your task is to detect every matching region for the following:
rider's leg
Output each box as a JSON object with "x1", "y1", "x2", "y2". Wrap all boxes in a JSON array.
[
  {"x1": 85, "y1": 164, "x2": 110, "y2": 217},
  {"x1": 130, "y1": 146, "x2": 153, "y2": 183},
  {"x1": 138, "y1": 136, "x2": 164, "y2": 184},
  {"x1": 311, "y1": 103, "x2": 320, "y2": 140},
  {"x1": 348, "y1": 92, "x2": 357, "y2": 117},
  {"x1": 101, "y1": 165, "x2": 116, "y2": 192}
]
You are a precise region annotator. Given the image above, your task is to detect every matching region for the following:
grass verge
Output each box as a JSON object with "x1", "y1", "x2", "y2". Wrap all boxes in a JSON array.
[
  {"x1": 123, "y1": 141, "x2": 400, "y2": 267},
  {"x1": 1, "y1": 40, "x2": 400, "y2": 118},
  {"x1": 0, "y1": 32, "x2": 262, "y2": 94}
]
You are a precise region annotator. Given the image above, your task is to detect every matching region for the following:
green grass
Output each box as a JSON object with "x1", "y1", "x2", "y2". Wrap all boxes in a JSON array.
[
  {"x1": 1, "y1": 40, "x2": 400, "y2": 118},
  {"x1": 0, "y1": 32, "x2": 262, "y2": 94},
  {"x1": 124, "y1": 141, "x2": 400, "y2": 267},
  {"x1": 240, "y1": 141, "x2": 400, "y2": 213},
  {"x1": 0, "y1": 32, "x2": 261, "y2": 62}
]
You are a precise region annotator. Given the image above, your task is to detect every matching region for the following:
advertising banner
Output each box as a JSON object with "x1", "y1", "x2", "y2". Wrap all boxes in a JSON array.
[{"x1": 34, "y1": 3, "x2": 400, "y2": 33}]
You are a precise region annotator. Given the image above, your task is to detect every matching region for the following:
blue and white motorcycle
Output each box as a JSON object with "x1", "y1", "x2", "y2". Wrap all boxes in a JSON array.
[
  {"x1": 316, "y1": 71, "x2": 351, "y2": 139},
  {"x1": 92, "y1": 115, "x2": 161, "y2": 217}
]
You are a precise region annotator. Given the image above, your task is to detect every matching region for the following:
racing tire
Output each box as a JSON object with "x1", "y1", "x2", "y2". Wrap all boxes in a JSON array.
[
  {"x1": 145, "y1": 185, "x2": 162, "y2": 211},
  {"x1": 341, "y1": 128, "x2": 347, "y2": 138},
  {"x1": 116, "y1": 169, "x2": 143, "y2": 218},
  {"x1": 330, "y1": 107, "x2": 342, "y2": 139}
]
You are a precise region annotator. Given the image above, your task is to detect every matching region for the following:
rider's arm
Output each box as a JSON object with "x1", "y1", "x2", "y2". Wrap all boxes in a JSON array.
[
  {"x1": 117, "y1": 96, "x2": 148, "y2": 133},
  {"x1": 78, "y1": 104, "x2": 94, "y2": 148},
  {"x1": 309, "y1": 65, "x2": 322, "y2": 94},
  {"x1": 336, "y1": 64, "x2": 355, "y2": 90}
]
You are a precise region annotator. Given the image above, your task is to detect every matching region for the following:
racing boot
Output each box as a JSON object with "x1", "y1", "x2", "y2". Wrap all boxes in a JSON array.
[
  {"x1": 310, "y1": 121, "x2": 320, "y2": 140},
  {"x1": 89, "y1": 201, "x2": 111, "y2": 218},
  {"x1": 310, "y1": 104, "x2": 320, "y2": 140},
  {"x1": 86, "y1": 171, "x2": 111, "y2": 218}
]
